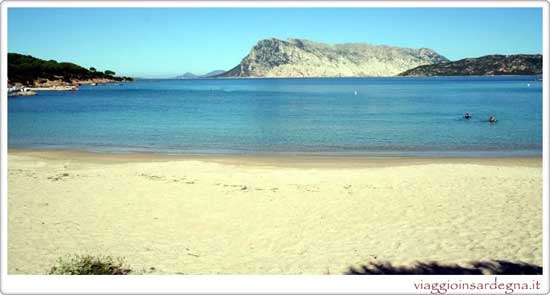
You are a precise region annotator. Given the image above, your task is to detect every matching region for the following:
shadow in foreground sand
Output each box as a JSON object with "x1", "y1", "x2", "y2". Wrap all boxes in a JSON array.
[{"x1": 346, "y1": 260, "x2": 542, "y2": 275}]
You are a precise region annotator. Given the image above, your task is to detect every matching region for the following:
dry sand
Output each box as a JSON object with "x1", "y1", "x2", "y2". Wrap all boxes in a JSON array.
[{"x1": 7, "y1": 150, "x2": 543, "y2": 274}]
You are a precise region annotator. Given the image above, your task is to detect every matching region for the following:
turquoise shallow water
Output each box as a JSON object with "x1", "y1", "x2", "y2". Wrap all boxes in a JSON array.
[{"x1": 8, "y1": 76, "x2": 542, "y2": 156}]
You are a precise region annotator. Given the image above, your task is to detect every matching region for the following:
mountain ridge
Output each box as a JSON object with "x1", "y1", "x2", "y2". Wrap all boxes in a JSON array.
[{"x1": 398, "y1": 54, "x2": 542, "y2": 76}]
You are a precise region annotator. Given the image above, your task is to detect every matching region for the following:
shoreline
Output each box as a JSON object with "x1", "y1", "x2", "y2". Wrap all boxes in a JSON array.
[
  {"x1": 145, "y1": 74, "x2": 542, "y2": 80},
  {"x1": 8, "y1": 148, "x2": 542, "y2": 168}
]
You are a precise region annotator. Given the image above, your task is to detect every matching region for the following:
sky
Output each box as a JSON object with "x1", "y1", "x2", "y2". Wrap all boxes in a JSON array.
[{"x1": 8, "y1": 8, "x2": 543, "y2": 78}]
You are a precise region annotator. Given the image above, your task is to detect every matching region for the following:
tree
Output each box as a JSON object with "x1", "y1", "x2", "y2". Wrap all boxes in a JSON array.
[{"x1": 7, "y1": 53, "x2": 126, "y2": 85}]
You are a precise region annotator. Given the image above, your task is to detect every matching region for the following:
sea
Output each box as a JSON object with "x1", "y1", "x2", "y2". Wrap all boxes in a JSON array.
[{"x1": 7, "y1": 76, "x2": 543, "y2": 157}]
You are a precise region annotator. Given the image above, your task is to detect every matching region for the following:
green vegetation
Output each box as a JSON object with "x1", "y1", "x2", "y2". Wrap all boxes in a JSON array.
[
  {"x1": 399, "y1": 54, "x2": 542, "y2": 76},
  {"x1": 49, "y1": 254, "x2": 131, "y2": 275},
  {"x1": 8, "y1": 53, "x2": 133, "y2": 86}
]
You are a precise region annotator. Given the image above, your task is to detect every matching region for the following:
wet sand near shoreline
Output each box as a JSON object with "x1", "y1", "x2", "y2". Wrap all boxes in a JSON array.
[{"x1": 8, "y1": 149, "x2": 542, "y2": 168}]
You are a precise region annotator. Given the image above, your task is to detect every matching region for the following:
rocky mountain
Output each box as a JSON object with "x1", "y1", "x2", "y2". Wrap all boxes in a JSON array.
[
  {"x1": 399, "y1": 54, "x2": 542, "y2": 76},
  {"x1": 217, "y1": 38, "x2": 449, "y2": 78}
]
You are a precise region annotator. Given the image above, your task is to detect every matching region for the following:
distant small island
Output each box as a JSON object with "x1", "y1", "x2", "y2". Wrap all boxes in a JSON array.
[
  {"x1": 174, "y1": 70, "x2": 226, "y2": 79},
  {"x1": 399, "y1": 54, "x2": 542, "y2": 76},
  {"x1": 8, "y1": 53, "x2": 133, "y2": 96}
]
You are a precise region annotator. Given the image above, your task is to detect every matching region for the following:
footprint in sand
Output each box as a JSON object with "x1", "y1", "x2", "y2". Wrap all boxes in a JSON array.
[
  {"x1": 139, "y1": 173, "x2": 165, "y2": 181},
  {"x1": 47, "y1": 173, "x2": 70, "y2": 181},
  {"x1": 217, "y1": 183, "x2": 249, "y2": 191}
]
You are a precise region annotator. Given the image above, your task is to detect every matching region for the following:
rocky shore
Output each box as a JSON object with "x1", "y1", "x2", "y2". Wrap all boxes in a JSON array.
[
  {"x1": 8, "y1": 90, "x2": 37, "y2": 97},
  {"x1": 10, "y1": 77, "x2": 128, "y2": 88},
  {"x1": 8, "y1": 77, "x2": 130, "y2": 97}
]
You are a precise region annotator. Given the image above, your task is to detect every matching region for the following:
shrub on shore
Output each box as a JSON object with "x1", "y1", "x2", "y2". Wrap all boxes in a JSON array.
[{"x1": 49, "y1": 254, "x2": 131, "y2": 275}]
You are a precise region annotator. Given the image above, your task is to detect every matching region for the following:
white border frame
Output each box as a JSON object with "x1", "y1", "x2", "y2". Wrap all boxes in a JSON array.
[{"x1": 0, "y1": 1, "x2": 548, "y2": 294}]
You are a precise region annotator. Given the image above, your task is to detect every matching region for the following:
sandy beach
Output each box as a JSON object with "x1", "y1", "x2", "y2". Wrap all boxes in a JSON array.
[{"x1": 7, "y1": 150, "x2": 542, "y2": 274}]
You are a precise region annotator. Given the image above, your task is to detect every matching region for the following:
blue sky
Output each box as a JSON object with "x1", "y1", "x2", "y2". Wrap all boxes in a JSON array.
[{"x1": 8, "y1": 8, "x2": 542, "y2": 78}]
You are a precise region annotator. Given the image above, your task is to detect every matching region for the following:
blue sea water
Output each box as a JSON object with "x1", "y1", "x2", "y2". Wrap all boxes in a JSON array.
[{"x1": 8, "y1": 76, "x2": 543, "y2": 156}]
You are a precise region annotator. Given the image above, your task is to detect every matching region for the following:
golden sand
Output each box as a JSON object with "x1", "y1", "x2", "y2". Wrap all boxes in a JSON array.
[{"x1": 7, "y1": 150, "x2": 542, "y2": 274}]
